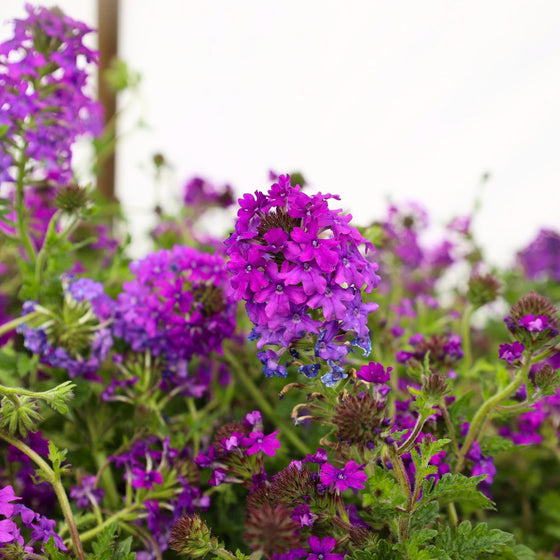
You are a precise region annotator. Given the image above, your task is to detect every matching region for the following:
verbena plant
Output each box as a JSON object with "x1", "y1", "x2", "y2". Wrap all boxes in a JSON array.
[{"x1": 0, "y1": 6, "x2": 559, "y2": 560}]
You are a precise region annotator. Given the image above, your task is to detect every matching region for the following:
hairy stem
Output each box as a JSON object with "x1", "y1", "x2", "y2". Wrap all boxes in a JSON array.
[
  {"x1": 455, "y1": 360, "x2": 529, "y2": 473},
  {"x1": 0, "y1": 429, "x2": 85, "y2": 560}
]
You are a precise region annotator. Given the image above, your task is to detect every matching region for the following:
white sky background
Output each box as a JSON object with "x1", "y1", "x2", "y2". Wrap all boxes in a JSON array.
[{"x1": 2, "y1": 1, "x2": 560, "y2": 266}]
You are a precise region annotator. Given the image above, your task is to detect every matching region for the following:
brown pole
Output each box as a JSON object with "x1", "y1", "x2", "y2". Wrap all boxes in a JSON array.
[{"x1": 97, "y1": 0, "x2": 119, "y2": 202}]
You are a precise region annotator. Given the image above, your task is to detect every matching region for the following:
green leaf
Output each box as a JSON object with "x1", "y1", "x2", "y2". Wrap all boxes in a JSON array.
[
  {"x1": 435, "y1": 521, "x2": 514, "y2": 560},
  {"x1": 48, "y1": 440, "x2": 69, "y2": 477},
  {"x1": 480, "y1": 434, "x2": 514, "y2": 455},
  {"x1": 410, "y1": 501, "x2": 440, "y2": 532},
  {"x1": 43, "y1": 536, "x2": 74, "y2": 559},
  {"x1": 417, "y1": 473, "x2": 495, "y2": 511},
  {"x1": 363, "y1": 463, "x2": 406, "y2": 519}
]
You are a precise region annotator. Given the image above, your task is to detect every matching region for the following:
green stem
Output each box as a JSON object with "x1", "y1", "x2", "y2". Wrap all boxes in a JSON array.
[
  {"x1": 447, "y1": 502, "x2": 459, "y2": 528},
  {"x1": 78, "y1": 504, "x2": 139, "y2": 543},
  {"x1": 14, "y1": 146, "x2": 37, "y2": 261},
  {"x1": 397, "y1": 412, "x2": 428, "y2": 454},
  {"x1": 440, "y1": 399, "x2": 460, "y2": 456},
  {"x1": 0, "y1": 311, "x2": 40, "y2": 337},
  {"x1": 34, "y1": 210, "x2": 61, "y2": 288},
  {"x1": 455, "y1": 361, "x2": 528, "y2": 473},
  {"x1": 387, "y1": 445, "x2": 412, "y2": 543},
  {"x1": 223, "y1": 348, "x2": 310, "y2": 456},
  {"x1": 460, "y1": 303, "x2": 474, "y2": 371},
  {"x1": 0, "y1": 430, "x2": 85, "y2": 560}
]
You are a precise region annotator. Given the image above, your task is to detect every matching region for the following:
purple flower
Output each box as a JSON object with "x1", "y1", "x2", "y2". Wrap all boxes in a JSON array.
[
  {"x1": 320, "y1": 360, "x2": 348, "y2": 388},
  {"x1": 356, "y1": 362, "x2": 392, "y2": 383},
  {"x1": 113, "y1": 246, "x2": 236, "y2": 390},
  {"x1": 307, "y1": 536, "x2": 344, "y2": 560},
  {"x1": 18, "y1": 276, "x2": 114, "y2": 378},
  {"x1": 518, "y1": 229, "x2": 560, "y2": 282},
  {"x1": 0, "y1": 485, "x2": 20, "y2": 517},
  {"x1": 0, "y1": 518, "x2": 18, "y2": 544},
  {"x1": 225, "y1": 174, "x2": 379, "y2": 377},
  {"x1": 130, "y1": 468, "x2": 164, "y2": 490},
  {"x1": 242, "y1": 430, "x2": 281, "y2": 456},
  {"x1": 319, "y1": 460, "x2": 367, "y2": 492},
  {"x1": 498, "y1": 342, "x2": 525, "y2": 364},
  {"x1": 518, "y1": 314, "x2": 554, "y2": 333},
  {"x1": 69, "y1": 476, "x2": 104, "y2": 508},
  {"x1": 0, "y1": 6, "x2": 102, "y2": 188}
]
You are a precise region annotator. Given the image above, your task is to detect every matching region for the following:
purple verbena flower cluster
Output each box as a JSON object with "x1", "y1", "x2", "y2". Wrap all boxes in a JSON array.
[
  {"x1": 0, "y1": 4, "x2": 102, "y2": 186},
  {"x1": 225, "y1": 174, "x2": 380, "y2": 380},
  {"x1": 183, "y1": 176, "x2": 234, "y2": 210},
  {"x1": 111, "y1": 435, "x2": 209, "y2": 559},
  {"x1": 195, "y1": 410, "x2": 282, "y2": 486},
  {"x1": 517, "y1": 228, "x2": 560, "y2": 282},
  {"x1": 113, "y1": 245, "x2": 236, "y2": 388}
]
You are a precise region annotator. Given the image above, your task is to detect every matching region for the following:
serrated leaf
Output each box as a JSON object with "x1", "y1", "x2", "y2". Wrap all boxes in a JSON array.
[
  {"x1": 112, "y1": 536, "x2": 136, "y2": 560},
  {"x1": 480, "y1": 434, "x2": 514, "y2": 455},
  {"x1": 363, "y1": 463, "x2": 405, "y2": 516},
  {"x1": 417, "y1": 473, "x2": 495, "y2": 511},
  {"x1": 435, "y1": 521, "x2": 514, "y2": 560},
  {"x1": 90, "y1": 522, "x2": 119, "y2": 560},
  {"x1": 410, "y1": 501, "x2": 440, "y2": 532},
  {"x1": 48, "y1": 440, "x2": 69, "y2": 476}
]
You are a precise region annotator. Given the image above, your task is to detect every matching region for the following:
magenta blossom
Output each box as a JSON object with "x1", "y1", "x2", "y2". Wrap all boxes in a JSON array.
[
  {"x1": 242, "y1": 430, "x2": 281, "y2": 456},
  {"x1": 498, "y1": 342, "x2": 525, "y2": 364},
  {"x1": 319, "y1": 460, "x2": 367, "y2": 492},
  {"x1": 130, "y1": 468, "x2": 163, "y2": 490},
  {"x1": 307, "y1": 535, "x2": 344, "y2": 560},
  {"x1": 356, "y1": 362, "x2": 392, "y2": 383},
  {"x1": 0, "y1": 485, "x2": 20, "y2": 517}
]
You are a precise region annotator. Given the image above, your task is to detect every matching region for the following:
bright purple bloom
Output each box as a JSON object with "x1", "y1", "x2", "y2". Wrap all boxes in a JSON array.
[
  {"x1": 242, "y1": 430, "x2": 281, "y2": 456},
  {"x1": 498, "y1": 342, "x2": 525, "y2": 364},
  {"x1": 518, "y1": 229, "x2": 560, "y2": 282},
  {"x1": 0, "y1": 519, "x2": 18, "y2": 544},
  {"x1": 356, "y1": 362, "x2": 392, "y2": 383},
  {"x1": 518, "y1": 314, "x2": 555, "y2": 333},
  {"x1": 130, "y1": 468, "x2": 164, "y2": 490},
  {"x1": 0, "y1": 485, "x2": 19, "y2": 517},
  {"x1": 307, "y1": 536, "x2": 344, "y2": 560},
  {"x1": 0, "y1": 5, "x2": 102, "y2": 188},
  {"x1": 113, "y1": 245, "x2": 236, "y2": 391},
  {"x1": 319, "y1": 460, "x2": 367, "y2": 492},
  {"x1": 225, "y1": 174, "x2": 379, "y2": 377}
]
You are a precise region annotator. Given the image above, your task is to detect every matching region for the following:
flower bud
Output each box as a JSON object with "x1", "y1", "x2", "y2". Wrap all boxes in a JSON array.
[
  {"x1": 467, "y1": 273, "x2": 500, "y2": 309},
  {"x1": 169, "y1": 514, "x2": 218, "y2": 557},
  {"x1": 534, "y1": 364, "x2": 560, "y2": 395},
  {"x1": 422, "y1": 372, "x2": 450, "y2": 402},
  {"x1": 54, "y1": 184, "x2": 89, "y2": 213}
]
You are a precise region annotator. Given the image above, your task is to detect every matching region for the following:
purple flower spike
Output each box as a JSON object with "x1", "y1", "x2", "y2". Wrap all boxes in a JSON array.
[{"x1": 226, "y1": 174, "x2": 379, "y2": 377}]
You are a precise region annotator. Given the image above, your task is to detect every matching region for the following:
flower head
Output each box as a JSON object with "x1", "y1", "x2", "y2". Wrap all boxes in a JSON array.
[
  {"x1": 319, "y1": 460, "x2": 367, "y2": 492},
  {"x1": 226, "y1": 175, "x2": 379, "y2": 378}
]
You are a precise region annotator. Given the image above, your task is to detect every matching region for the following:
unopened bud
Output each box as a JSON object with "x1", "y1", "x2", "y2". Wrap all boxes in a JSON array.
[
  {"x1": 422, "y1": 372, "x2": 450, "y2": 401},
  {"x1": 467, "y1": 273, "x2": 500, "y2": 309},
  {"x1": 534, "y1": 364, "x2": 560, "y2": 395},
  {"x1": 169, "y1": 514, "x2": 218, "y2": 557},
  {"x1": 54, "y1": 184, "x2": 89, "y2": 213}
]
